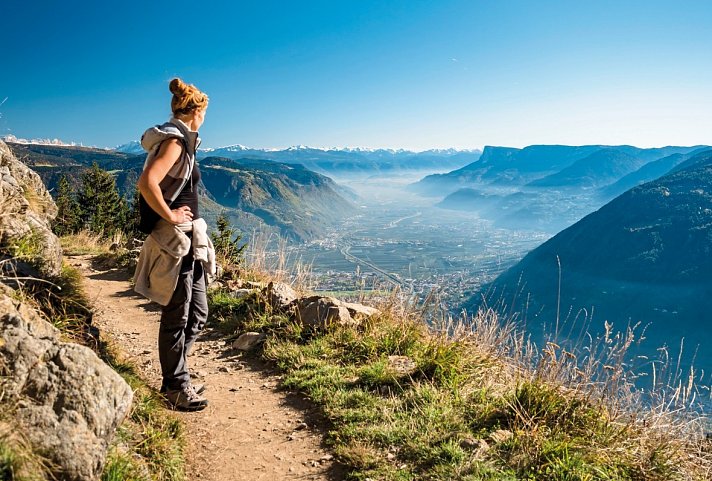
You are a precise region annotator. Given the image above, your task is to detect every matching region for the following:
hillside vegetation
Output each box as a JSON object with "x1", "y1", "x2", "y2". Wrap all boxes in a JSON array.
[{"x1": 7, "y1": 142, "x2": 355, "y2": 241}]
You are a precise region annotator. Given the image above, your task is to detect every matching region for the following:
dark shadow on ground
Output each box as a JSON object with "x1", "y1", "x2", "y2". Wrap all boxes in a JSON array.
[{"x1": 85, "y1": 265, "x2": 163, "y2": 313}]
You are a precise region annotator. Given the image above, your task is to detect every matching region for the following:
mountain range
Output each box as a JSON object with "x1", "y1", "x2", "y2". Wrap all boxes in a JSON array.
[
  {"x1": 117, "y1": 142, "x2": 482, "y2": 177},
  {"x1": 7, "y1": 142, "x2": 354, "y2": 241},
  {"x1": 468, "y1": 148, "x2": 712, "y2": 368},
  {"x1": 424, "y1": 144, "x2": 709, "y2": 231},
  {"x1": 413, "y1": 144, "x2": 707, "y2": 196}
]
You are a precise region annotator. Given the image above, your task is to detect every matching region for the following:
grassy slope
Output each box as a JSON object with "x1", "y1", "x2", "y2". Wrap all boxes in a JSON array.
[{"x1": 207, "y1": 278, "x2": 712, "y2": 481}]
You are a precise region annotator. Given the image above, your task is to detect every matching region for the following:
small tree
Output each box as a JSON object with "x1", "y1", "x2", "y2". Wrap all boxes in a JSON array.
[
  {"x1": 77, "y1": 162, "x2": 127, "y2": 238},
  {"x1": 126, "y1": 186, "x2": 146, "y2": 240},
  {"x1": 53, "y1": 174, "x2": 80, "y2": 236},
  {"x1": 211, "y1": 212, "x2": 247, "y2": 268}
]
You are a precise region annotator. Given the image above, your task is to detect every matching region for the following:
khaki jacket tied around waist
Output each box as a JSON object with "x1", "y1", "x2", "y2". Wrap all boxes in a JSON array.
[{"x1": 133, "y1": 218, "x2": 216, "y2": 306}]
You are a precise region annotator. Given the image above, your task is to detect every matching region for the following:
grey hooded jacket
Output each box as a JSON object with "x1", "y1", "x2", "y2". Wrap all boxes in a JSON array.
[{"x1": 140, "y1": 117, "x2": 202, "y2": 205}]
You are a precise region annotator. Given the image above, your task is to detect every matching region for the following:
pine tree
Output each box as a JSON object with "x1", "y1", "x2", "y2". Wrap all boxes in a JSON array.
[
  {"x1": 77, "y1": 162, "x2": 127, "y2": 238},
  {"x1": 126, "y1": 187, "x2": 145, "y2": 240},
  {"x1": 53, "y1": 174, "x2": 80, "y2": 236},
  {"x1": 211, "y1": 212, "x2": 247, "y2": 268}
]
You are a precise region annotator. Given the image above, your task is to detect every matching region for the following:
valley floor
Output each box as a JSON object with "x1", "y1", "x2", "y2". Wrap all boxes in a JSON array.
[{"x1": 69, "y1": 254, "x2": 344, "y2": 481}]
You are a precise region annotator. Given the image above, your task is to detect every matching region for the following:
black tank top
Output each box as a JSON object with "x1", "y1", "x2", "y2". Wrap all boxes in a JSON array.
[{"x1": 170, "y1": 161, "x2": 201, "y2": 219}]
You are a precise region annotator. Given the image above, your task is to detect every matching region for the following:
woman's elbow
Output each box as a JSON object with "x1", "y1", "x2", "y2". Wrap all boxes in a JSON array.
[{"x1": 137, "y1": 173, "x2": 154, "y2": 195}]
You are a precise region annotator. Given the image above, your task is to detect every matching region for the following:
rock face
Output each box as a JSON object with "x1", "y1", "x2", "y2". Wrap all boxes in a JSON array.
[
  {"x1": 0, "y1": 140, "x2": 62, "y2": 277},
  {"x1": 0, "y1": 283, "x2": 133, "y2": 481}
]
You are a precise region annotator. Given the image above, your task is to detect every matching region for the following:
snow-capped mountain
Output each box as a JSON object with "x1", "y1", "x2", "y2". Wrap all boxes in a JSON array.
[
  {"x1": 114, "y1": 140, "x2": 144, "y2": 154},
  {"x1": 110, "y1": 140, "x2": 482, "y2": 176},
  {"x1": 2, "y1": 134, "x2": 83, "y2": 147}
]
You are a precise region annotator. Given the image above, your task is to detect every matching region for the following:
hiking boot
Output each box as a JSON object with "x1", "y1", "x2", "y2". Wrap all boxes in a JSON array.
[
  {"x1": 190, "y1": 383, "x2": 206, "y2": 395},
  {"x1": 161, "y1": 383, "x2": 206, "y2": 395},
  {"x1": 164, "y1": 386, "x2": 209, "y2": 411}
]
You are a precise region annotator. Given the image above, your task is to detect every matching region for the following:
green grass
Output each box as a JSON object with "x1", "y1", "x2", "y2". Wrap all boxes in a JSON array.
[
  {"x1": 3, "y1": 230, "x2": 46, "y2": 273},
  {"x1": 99, "y1": 344, "x2": 186, "y2": 481},
  {"x1": 0, "y1": 427, "x2": 49, "y2": 481},
  {"x1": 206, "y1": 286, "x2": 712, "y2": 481}
]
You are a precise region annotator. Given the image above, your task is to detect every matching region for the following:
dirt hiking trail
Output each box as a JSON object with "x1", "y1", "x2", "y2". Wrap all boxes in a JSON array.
[{"x1": 70, "y1": 254, "x2": 345, "y2": 481}]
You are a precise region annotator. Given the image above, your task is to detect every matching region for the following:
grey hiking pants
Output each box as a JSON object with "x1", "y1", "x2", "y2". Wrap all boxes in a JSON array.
[{"x1": 158, "y1": 249, "x2": 208, "y2": 391}]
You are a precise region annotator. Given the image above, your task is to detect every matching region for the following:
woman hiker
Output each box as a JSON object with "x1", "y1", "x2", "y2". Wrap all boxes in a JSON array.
[{"x1": 133, "y1": 78, "x2": 216, "y2": 411}]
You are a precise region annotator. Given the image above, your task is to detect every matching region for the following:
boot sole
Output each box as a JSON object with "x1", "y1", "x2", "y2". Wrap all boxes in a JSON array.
[{"x1": 168, "y1": 401, "x2": 209, "y2": 412}]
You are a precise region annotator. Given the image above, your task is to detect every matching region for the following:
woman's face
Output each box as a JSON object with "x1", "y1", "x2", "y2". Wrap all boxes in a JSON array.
[{"x1": 194, "y1": 108, "x2": 207, "y2": 130}]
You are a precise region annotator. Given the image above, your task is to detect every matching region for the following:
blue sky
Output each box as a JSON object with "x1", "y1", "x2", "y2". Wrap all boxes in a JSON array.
[{"x1": 1, "y1": 0, "x2": 710, "y2": 150}]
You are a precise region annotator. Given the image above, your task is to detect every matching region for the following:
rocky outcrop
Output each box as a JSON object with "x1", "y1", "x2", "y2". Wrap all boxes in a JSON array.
[
  {"x1": 293, "y1": 296, "x2": 356, "y2": 329},
  {"x1": 0, "y1": 140, "x2": 62, "y2": 277},
  {"x1": 265, "y1": 281, "x2": 299, "y2": 311},
  {"x1": 293, "y1": 295, "x2": 381, "y2": 329},
  {"x1": 0, "y1": 139, "x2": 133, "y2": 480},
  {"x1": 0, "y1": 283, "x2": 133, "y2": 480}
]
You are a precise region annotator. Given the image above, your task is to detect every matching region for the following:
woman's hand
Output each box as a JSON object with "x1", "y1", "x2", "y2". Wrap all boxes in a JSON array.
[{"x1": 170, "y1": 206, "x2": 193, "y2": 224}]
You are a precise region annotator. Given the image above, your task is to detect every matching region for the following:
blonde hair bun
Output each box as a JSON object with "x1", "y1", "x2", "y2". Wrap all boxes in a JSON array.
[
  {"x1": 169, "y1": 77, "x2": 209, "y2": 115},
  {"x1": 169, "y1": 78, "x2": 187, "y2": 96}
]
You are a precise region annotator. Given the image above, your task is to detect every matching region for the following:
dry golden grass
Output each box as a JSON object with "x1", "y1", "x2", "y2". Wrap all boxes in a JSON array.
[{"x1": 60, "y1": 228, "x2": 116, "y2": 255}]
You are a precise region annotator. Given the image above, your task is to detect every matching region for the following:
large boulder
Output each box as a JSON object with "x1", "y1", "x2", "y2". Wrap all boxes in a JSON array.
[
  {"x1": 0, "y1": 284, "x2": 133, "y2": 481},
  {"x1": 293, "y1": 296, "x2": 355, "y2": 328},
  {"x1": 291, "y1": 295, "x2": 380, "y2": 329},
  {"x1": 0, "y1": 140, "x2": 62, "y2": 277}
]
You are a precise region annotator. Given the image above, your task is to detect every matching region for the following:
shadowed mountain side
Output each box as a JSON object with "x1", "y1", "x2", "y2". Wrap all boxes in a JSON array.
[
  {"x1": 468, "y1": 150, "x2": 712, "y2": 368},
  {"x1": 598, "y1": 148, "x2": 712, "y2": 200},
  {"x1": 527, "y1": 148, "x2": 647, "y2": 189}
]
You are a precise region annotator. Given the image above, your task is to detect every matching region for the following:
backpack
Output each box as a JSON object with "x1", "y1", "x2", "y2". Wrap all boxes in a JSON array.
[{"x1": 137, "y1": 136, "x2": 191, "y2": 234}]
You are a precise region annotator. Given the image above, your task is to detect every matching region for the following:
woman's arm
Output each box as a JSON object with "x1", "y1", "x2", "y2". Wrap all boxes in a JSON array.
[{"x1": 137, "y1": 138, "x2": 194, "y2": 224}]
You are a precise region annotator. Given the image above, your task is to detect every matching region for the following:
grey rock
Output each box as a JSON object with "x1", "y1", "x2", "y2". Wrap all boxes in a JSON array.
[
  {"x1": 341, "y1": 301, "x2": 380, "y2": 320},
  {"x1": 0, "y1": 284, "x2": 133, "y2": 481},
  {"x1": 229, "y1": 288, "x2": 254, "y2": 300},
  {"x1": 0, "y1": 141, "x2": 62, "y2": 277},
  {"x1": 232, "y1": 332, "x2": 266, "y2": 351},
  {"x1": 293, "y1": 296, "x2": 355, "y2": 329},
  {"x1": 265, "y1": 281, "x2": 298, "y2": 311},
  {"x1": 460, "y1": 437, "x2": 490, "y2": 460},
  {"x1": 292, "y1": 295, "x2": 380, "y2": 329}
]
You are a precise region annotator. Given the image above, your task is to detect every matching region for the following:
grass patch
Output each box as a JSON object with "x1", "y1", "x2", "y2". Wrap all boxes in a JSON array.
[
  {"x1": 0, "y1": 423, "x2": 50, "y2": 481},
  {"x1": 207, "y1": 280, "x2": 712, "y2": 481},
  {"x1": 60, "y1": 229, "x2": 114, "y2": 255},
  {"x1": 97, "y1": 340, "x2": 185, "y2": 481},
  {"x1": 2, "y1": 230, "x2": 47, "y2": 274}
]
